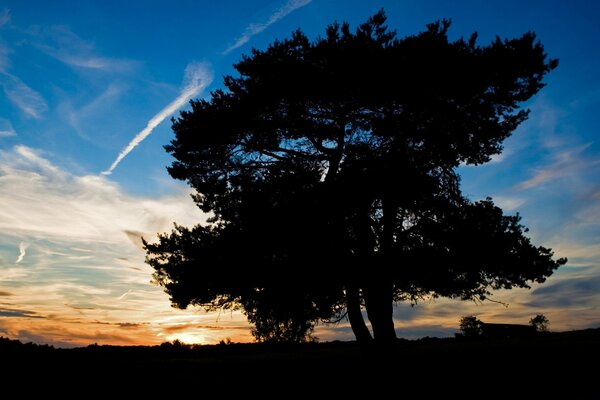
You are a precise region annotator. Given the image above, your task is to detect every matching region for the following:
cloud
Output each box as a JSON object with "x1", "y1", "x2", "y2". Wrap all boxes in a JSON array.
[
  {"x1": 0, "y1": 72, "x2": 48, "y2": 118},
  {"x1": 0, "y1": 147, "x2": 249, "y2": 346},
  {"x1": 0, "y1": 118, "x2": 16, "y2": 137},
  {"x1": 488, "y1": 151, "x2": 507, "y2": 163},
  {"x1": 117, "y1": 290, "x2": 132, "y2": 300},
  {"x1": 223, "y1": 0, "x2": 312, "y2": 54},
  {"x1": 0, "y1": 145, "x2": 204, "y2": 244},
  {"x1": 15, "y1": 242, "x2": 28, "y2": 264},
  {"x1": 102, "y1": 62, "x2": 213, "y2": 175},
  {"x1": 492, "y1": 195, "x2": 526, "y2": 211},
  {"x1": 516, "y1": 143, "x2": 597, "y2": 190},
  {"x1": 4, "y1": 326, "x2": 139, "y2": 347},
  {"x1": 0, "y1": 10, "x2": 11, "y2": 71},
  {"x1": 36, "y1": 25, "x2": 135, "y2": 72},
  {"x1": 0, "y1": 9, "x2": 9, "y2": 28},
  {"x1": 0, "y1": 266, "x2": 30, "y2": 283},
  {"x1": 527, "y1": 267, "x2": 600, "y2": 312},
  {"x1": 0, "y1": 15, "x2": 47, "y2": 119},
  {"x1": 61, "y1": 83, "x2": 124, "y2": 142},
  {"x1": 117, "y1": 322, "x2": 141, "y2": 328},
  {"x1": 0, "y1": 41, "x2": 10, "y2": 72},
  {"x1": 0, "y1": 308, "x2": 43, "y2": 318},
  {"x1": 551, "y1": 243, "x2": 600, "y2": 265}
]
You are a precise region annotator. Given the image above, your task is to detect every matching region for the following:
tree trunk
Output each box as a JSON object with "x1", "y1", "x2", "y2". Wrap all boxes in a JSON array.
[
  {"x1": 346, "y1": 286, "x2": 373, "y2": 343},
  {"x1": 363, "y1": 197, "x2": 398, "y2": 344},
  {"x1": 364, "y1": 282, "x2": 396, "y2": 343}
]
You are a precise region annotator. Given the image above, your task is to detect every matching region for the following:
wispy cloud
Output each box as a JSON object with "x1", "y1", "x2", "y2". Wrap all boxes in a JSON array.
[
  {"x1": 491, "y1": 195, "x2": 526, "y2": 211},
  {"x1": 0, "y1": 145, "x2": 204, "y2": 243},
  {"x1": 61, "y1": 83, "x2": 124, "y2": 142},
  {"x1": 0, "y1": 146, "x2": 236, "y2": 346},
  {"x1": 516, "y1": 143, "x2": 597, "y2": 190},
  {"x1": 102, "y1": 62, "x2": 213, "y2": 175},
  {"x1": 0, "y1": 41, "x2": 10, "y2": 72},
  {"x1": 0, "y1": 10, "x2": 11, "y2": 72},
  {"x1": 15, "y1": 242, "x2": 28, "y2": 264},
  {"x1": 0, "y1": 118, "x2": 16, "y2": 137},
  {"x1": 35, "y1": 25, "x2": 135, "y2": 72},
  {"x1": 0, "y1": 12, "x2": 47, "y2": 119},
  {"x1": 525, "y1": 266, "x2": 600, "y2": 330},
  {"x1": 0, "y1": 72, "x2": 47, "y2": 118},
  {"x1": 0, "y1": 9, "x2": 10, "y2": 28},
  {"x1": 223, "y1": 0, "x2": 312, "y2": 54}
]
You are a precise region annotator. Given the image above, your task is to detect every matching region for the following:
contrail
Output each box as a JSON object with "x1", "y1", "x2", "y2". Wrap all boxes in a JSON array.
[
  {"x1": 224, "y1": 0, "x2": 312, "y2": 54},
  {"x1": 102, "y1": 62, "x2": 213, "y2": 175},
  {"x1": 16, "y1": 241, "x2": 28, "y2": 263},
  {"x1": 103, "y1": 1, "x2": 307, "y2": 174}
]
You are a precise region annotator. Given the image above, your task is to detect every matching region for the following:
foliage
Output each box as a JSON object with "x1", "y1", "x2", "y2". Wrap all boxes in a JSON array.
[
  {"x1": 530, "y1": 314, "x2": 550, "y2": 332},
  {"x1": 459, "y1": 316, "x2": 483, "y2": 338}
]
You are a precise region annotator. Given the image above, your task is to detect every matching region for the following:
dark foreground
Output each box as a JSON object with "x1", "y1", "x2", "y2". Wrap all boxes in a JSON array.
[{"x1": 2, "y1": 329, "x2": 599, "y2": 395}]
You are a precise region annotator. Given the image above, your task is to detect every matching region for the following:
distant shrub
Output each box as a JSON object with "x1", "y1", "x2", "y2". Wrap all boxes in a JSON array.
[{"x1": 530, "y1": 314, "x2": 550, "y2": 332}]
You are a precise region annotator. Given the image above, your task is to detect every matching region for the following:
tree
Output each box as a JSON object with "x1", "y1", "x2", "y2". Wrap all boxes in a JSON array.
[
  {"x1": 459, "y1": 316, "x2": 483, "y2": 338},
  {"x1": 145, "y1": 11, "x2": 566, "y2": 344},
  {"x1": 530, "y1": 314, "x2": 550, "y2": 333}
]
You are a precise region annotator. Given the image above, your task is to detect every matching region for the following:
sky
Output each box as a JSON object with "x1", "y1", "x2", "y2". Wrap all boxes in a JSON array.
[{"x1": 0, "y1": 0, "x2": 599, "y2": 347}]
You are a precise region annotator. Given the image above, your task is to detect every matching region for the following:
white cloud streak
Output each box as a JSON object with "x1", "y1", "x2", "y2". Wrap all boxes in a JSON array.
[
  {"x1": 118, "y1": 290, "x2": 132, "y2": 300},
  {"x1": 102, "y1": 63, "x2": 213, "y2": 175},
  {"x1": 0, "y1": 72, "x2": 47, "y2": 118},
  {"x1": 492, "y1": 196, "x2": 526, "y2": 211},
  {"x1": 223, "y1": 0, "x2": 312, "y2": 54},
  {"x1": 516, "y1": 143, "x2": 597, "y2": 190},
  {"x1": 15, "y1": 241, "x2": 28, "y2": 263},
  {"x1": 0, "y1": 130, "x2": 15, "y2": 138},
  {"x1": 36, "y1": 25, "x2": 135, "y2": 72}
]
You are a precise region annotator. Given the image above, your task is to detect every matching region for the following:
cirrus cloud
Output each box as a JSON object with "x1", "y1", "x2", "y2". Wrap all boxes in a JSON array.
[
  {"x1": 35, "y1": 25, "x2": 136, "y2": 73},
  {"x1": 0, "y1": 145, "x2": 204, "y2": 245},
  {"x1": 0, "y1": 72, "x2": 47, "y2": 118}
]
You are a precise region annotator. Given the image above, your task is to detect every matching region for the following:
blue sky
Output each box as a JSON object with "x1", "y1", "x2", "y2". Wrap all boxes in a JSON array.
[{"x1": 0, "y1": 0, "x2": 599, "y2": 346}]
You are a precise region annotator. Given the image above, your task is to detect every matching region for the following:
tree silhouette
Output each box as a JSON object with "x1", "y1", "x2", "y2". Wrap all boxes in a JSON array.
[
  {"x1": 530, "y1": 314, "x2": 550, "y2": 332},
  {"x1": 459, "y1": 316, "x2": 483, "y2": 338},
  {"x1": 145, "y1": 11, "x2": 566, "y2": 343}
]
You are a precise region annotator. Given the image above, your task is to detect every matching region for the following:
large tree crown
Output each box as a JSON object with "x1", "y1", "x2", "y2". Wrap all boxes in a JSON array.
[
  {"x1": 148, "y1": 12, "x2": 564, "y2": 337},
  {"x1": 167, "y1": 11, "x2": 557, "y2": 213}
]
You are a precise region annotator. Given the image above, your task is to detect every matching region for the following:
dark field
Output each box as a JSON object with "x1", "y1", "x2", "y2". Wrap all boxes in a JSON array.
[{"x1": 2, "y1": 330, "x2": 599, "y2": 395}]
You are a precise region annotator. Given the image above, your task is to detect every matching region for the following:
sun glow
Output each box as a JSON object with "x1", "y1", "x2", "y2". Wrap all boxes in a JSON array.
[{"x1": 164, "y1": 331, "x2": 207, "y2": 345}]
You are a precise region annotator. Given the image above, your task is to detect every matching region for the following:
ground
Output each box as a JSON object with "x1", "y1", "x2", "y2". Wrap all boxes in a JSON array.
[{"x1": 2, "y1": 329, "x2": 599, "y2": 395}]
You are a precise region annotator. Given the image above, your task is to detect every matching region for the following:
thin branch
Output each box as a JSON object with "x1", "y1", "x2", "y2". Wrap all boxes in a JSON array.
[{"x1": 307, "y1": 136, "x2": 335, "y2": 155}]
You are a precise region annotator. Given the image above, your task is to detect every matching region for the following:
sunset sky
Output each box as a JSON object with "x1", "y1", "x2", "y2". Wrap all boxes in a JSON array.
[{"x1": 1, "y1": 0, "x2": 599, "y2": 347}]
